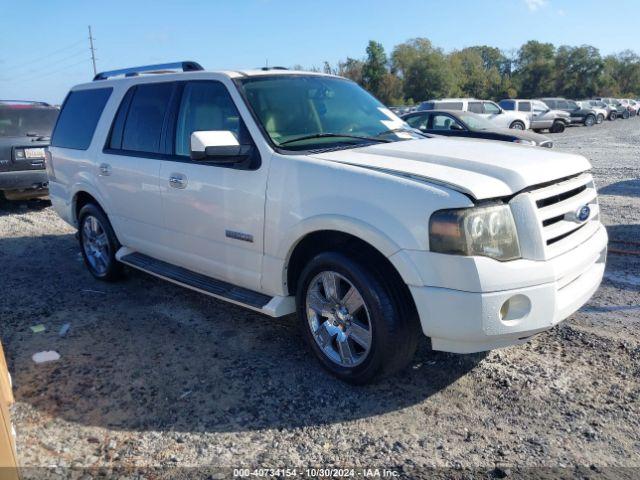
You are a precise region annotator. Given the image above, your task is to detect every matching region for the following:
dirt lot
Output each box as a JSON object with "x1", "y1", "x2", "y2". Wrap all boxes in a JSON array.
[{"x1": 1, "y1": 119, "x2": 639, "y2": 478}]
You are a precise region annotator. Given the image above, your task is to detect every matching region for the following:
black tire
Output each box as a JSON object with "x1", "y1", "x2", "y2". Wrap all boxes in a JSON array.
[
  {"x1": 609, "y1": 111, "x2": 617, "y2": 121},
  {"x1": 533, "y1": 128, "x2": 543, "y2": 133},
  {"x1": 296, "y1": 251, "x2": 418, "y2": 384},
  {"x1": 596, "y1": 114, "x2": 604, "y2": 124},
  {"x1": 584, "y1": 114, "x2": 596, "y2": 127},
  {"x1": 623, "y1": 110, "x2": 630, "y2": 119},
  {"x1": 509, "y1": 120, "x2": 526, "y2": 130},
  {"x1": 78, "y1": 203, "x2": 123, "y2": 282},
  {"x1": 550, "y1": 120, "x2": 565, "y2": 133}
]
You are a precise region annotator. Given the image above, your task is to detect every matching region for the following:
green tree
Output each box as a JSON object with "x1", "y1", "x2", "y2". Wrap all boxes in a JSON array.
[
  {"x1": 513, "y1": 40, "x2": 556, "y2": 97},
  {"x1": 554, "y1": 45, "x2": 604, "y2": 98},
  {"x1": 362, "y1": 41, "x2": 388, "y2": 98},
  {"x1": 391, "y1": 38, "x2": 455, "y2": 102},
  {"x1": 337, "y1": 57, "x2": 365, "y2": 85}
]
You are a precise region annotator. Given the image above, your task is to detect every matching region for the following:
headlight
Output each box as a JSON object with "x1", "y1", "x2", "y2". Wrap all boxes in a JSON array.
[
  {"x1": 513, "y1": 139, "x2": 536, "y2": 146},
  {"x1": 429, "y1": 204, "x2": 521, "y2": 261},
  {"x1": 14, "y1": 148, "x2": 25, "y2": 160}
]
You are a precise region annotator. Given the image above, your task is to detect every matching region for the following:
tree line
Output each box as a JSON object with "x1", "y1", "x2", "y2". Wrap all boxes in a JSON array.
[{"x1": 302, "y1": 38, "x2": 640, "y2": 105}]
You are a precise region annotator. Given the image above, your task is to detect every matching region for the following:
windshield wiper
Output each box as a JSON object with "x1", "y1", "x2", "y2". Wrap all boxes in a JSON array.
[
  {"x1": 278, "y1": 133, "x2": 391, "y2": 146},
  {"x1": 374, "y1": 127, "x2": 426, "y2": 138}
]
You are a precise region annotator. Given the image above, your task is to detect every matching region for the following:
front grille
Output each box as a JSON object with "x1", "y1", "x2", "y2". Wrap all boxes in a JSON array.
[{"x1": 529, "y1": 172, "x2": 598, "y2": 258}]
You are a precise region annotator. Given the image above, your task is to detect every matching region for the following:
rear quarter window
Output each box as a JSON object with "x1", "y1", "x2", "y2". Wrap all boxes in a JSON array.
[
  {"x1": 51, "y1": 88, "x2": 112, "y2": 150},
  {"x1": 438, "y1": 102, "x2": 463, "y2": 110},
  {"x1": 499, "y1": 100, "x2": 515, "y2": 110}
]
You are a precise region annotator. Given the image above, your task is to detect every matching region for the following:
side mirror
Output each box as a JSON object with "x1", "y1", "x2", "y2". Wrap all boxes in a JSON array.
[{"x1": 190, "y1": 131, "x2": 252, "y2": 163}]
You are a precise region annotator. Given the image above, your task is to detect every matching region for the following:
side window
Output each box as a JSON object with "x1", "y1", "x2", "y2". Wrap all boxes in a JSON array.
[
  {"x1": 51, "y1": 88, "x2": 112, "y2": 150},
  {"x1": 120, "y1": 83, "x2": 174, "y2": 154},
  {"x1": 557, "y1": 100, "x2": 569, "y2": 109},
  {"x1": 438, "y1": 102, "x2": 463, "y2": 110},
  {"x1": 533, "y1": 101, "x2": 547, "y2": 113},
  {"x1": 432, "y1": 114, "x2": 462, "y2": 130},
  {"x1": 175, "y1": 81, "x2": 244, "y2": 157},
  {"x1": 518, "y1": 102, "x2": 532, "y2": 112},
  {"x1": 542, "y1": 100, "x2": 555, "y2": 109},
  {"x1": 418, "y1": 102, "x2": 435, "y2": 111},
  {"x1": 467, "y1": 101, "x2": 483, "y2": 114},
  {"x1": 499, "y1": 100, "x2": 515, "y2": 110},
  {"x1": 566, "y1": 101, "x2": 578, "y2": 110},
  {"x1": 404, "y1": 114, "x2": 429, "y2": 129},
  {"x1": 482, "y1": 102, "x2": 501, "y2": 114}
]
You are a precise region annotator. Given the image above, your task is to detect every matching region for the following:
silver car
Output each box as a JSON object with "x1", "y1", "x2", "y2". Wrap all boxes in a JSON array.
[{"x1": 499, "y1": 99, "x2": 571, "y2": 133}]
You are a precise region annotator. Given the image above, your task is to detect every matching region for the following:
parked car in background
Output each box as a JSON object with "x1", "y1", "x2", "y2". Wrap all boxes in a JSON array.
[
  {"x1": 47, "y1": 62, "x2": 606, "y2": 383},
  {"x1": 0, "y1": 100, "x2": 59, "y2": 200},
  {"x1": 418, "y1": 98, "x2": 530, "y2": 130},
  {"x1": 402, "y1": 110, "x2": 553, "y2": 147},
  {"x1": 499, "y1": 99, "x2": 570, "y2": 133},
  {"x1": 596, "y1": 98, "x2": 630, "y2": 119},
  {"x1": 620, "y1": 99, "x2": 639, "y2": 117},
  {"x1": 389, "y1": 106, "x2": 415, "y2": 116},
  {"x1": 582, "y1": 100, "x2": 618, "y2": 120},
  {"x1": 538, "y1": 98, "x2": 598, "y2": 126},
  {"x1": 576, "y1": 101, "x2": 607, "y2": 124}
]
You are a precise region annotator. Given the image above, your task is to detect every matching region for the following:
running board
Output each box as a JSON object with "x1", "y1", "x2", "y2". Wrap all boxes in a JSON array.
[{"x1": 117, "y1": 249, "x2": 295, "y2": 317}]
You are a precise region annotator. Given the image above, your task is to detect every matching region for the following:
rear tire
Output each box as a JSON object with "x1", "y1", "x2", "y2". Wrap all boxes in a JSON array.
[
  {"x1": 296, "y1": 251, "x2": 418, "y2": 384},
  {"x1": 509, "y1": 121, "x2": 525, "y2": 130},
  {"x1": 596, "y1": 114, "x2": 604, "y2": 124},
  {"x1": 78, "y1": 204, "x2": 123, "y2": 282},
  {"x1": 550, "y1": 120, "x2": 565, "y2": 133},
  {"x1": 623, "y1": 110, "x2": 630, "y2": 119}
]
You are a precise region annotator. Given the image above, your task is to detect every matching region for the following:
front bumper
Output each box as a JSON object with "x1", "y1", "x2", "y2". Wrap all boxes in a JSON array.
[
  {"x1": 397, "y1": 223, "x2": 607, "y2": 353},
  {"x1": 0, "y1": 170, "x2": 48, "y2": 191}
]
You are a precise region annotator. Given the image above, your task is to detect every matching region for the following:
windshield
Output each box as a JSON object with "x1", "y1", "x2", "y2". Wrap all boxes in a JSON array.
[
  {"x1": 0, "y1": 107, "x2": 59, "y2": 137},
  {"x1": 457, "y1": 112, "x2": 495, "y2": 130},
  {"x1": 238, "y1": 75, "x2": 421, "y2": 150}
]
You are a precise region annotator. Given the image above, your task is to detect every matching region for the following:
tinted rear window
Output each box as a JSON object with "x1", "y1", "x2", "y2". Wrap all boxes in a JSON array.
[
  {"x1": 499, "y1": 100, "x2": 515, "y2": 110},
  {"x1": 418, "y1": 101, "x2": 435, "y2": 111},
  {"x1": 121, "y1": 83, "x2": 174, "y2": 154},
  {"x1": 51, "y1": 88, "x2": 112, "y2": 150},
  {"x1": 0, "y1": 107, "x2": 58, "y2": 137}
]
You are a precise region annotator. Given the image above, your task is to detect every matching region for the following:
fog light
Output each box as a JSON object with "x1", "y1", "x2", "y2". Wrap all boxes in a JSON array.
[{"x1": 499, "y1": 295, "x2": 532, "y2": 324}]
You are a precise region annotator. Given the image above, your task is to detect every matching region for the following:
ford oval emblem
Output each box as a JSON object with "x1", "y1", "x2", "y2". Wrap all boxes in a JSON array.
[{"x1": 577, "y1": 205, "x2": 591, "y2": 222}]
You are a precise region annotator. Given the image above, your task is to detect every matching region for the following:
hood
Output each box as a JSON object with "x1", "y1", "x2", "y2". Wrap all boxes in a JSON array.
[
  {"x1": 551, "y1": 109, "x2": 570, "y2": 118},
  {"x1": 312, "y1": 137, "x2": 591, "y2": 200}
]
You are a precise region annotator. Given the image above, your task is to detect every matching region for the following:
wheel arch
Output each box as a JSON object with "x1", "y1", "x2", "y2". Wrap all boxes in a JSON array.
[{"x1": 284, "y1": 229, "x2": 422, "y2": 325}]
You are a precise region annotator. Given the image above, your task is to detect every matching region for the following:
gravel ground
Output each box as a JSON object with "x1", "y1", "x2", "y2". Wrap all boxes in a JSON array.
[{"x1": 1, "y1": 119, "x2": 639, "y2": 478}]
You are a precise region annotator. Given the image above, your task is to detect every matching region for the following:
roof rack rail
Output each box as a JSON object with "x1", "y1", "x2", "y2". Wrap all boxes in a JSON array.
[
  {"x1": 260, "y1": 66, "x2": 288, "y2": 71},
  {"x1": 93, "y1": 61, "x2": 204, "y2": 81},
  {"x1": 0, "y1": 100, "x2": 51, "y2": 106}
]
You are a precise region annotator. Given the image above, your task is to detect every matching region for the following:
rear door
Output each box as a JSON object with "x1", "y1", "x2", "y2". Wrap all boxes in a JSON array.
[
  {"x1": 157, "y1": 80, "x2": 268, "y2": 291},
  {"x1": 531, "y1": 101, "x2": 552, "y2": 129},
  {"x1": 98, "y1": 82, "x2": 175, "y2": 255}
]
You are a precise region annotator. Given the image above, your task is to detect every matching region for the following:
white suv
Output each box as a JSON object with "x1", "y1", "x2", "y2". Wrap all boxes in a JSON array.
[
  {"x1": 418, "y1": 98, "x2": 531, "y2": 130},
  {"x1": 47, "y1": 62, "x2": 607, "y2": 383}
]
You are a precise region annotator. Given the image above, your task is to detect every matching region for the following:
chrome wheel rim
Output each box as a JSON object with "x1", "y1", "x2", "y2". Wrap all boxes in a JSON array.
[
  {"x1": 81, "y1": 215, "x2": 110, "y2": 275},
  {"x1": 512, "y1": 123, "x2": 524, "y2": 130},
  {"x1": 305, "y1": 271, "x2": 372, "y2": 367}
]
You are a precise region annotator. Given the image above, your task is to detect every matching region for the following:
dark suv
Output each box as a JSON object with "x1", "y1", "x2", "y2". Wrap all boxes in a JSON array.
[
  {"x1": 0, "y1": 100, "x2": 59, "y2": 200},
  {"x1": 537, "y1": 98, "x2": 597, "y2": 127}
]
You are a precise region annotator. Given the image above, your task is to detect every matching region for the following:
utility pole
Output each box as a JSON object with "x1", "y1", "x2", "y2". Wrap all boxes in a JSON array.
[{"x1": 88, "y1": 25, "x2": 97, "y2": 76}]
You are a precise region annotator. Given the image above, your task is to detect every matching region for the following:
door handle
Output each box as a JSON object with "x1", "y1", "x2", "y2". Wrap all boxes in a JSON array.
[
  {"x1": 99, "y1": 163, "x2": 112, "y2": 176},
  {"x1": 168, "y1": 173, "x2": 187, "y2": 189}
]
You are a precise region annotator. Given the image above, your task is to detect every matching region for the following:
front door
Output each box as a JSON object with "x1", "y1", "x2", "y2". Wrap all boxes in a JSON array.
[{"x1": 158, "y1": 80, "x2": 268, "y2": 291}]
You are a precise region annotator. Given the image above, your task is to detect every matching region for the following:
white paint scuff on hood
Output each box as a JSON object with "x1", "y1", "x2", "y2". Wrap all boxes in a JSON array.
[{"x1": 312, "y1": 137, "x2": 591, "y2": 200}]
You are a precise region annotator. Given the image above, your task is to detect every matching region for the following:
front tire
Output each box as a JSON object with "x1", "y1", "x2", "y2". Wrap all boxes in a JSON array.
[
  {"x1": 550, "y1": 120, "x2": 565, "y2": 133},
  {"x1": 509, "y1": 120, "x2": 525, "y2": 130},
  {"x1": 596, "y1": 113, "x2": 604, "y2": 124},
  {"x1": 584, "y1": 114, "x2": 595, "y2": 127},
  {"x1": 296, "y1": 251, "x2": 418, "y2": 384},
  {"x1": 623, "y1": 110, "x2": 630, "y2": 119},
  {"x1": 609, "y1": 111, "x2": 617, "y2": 121},
  {"x1": 78, "y1": 204, "x2": 123, "y2": 282}
]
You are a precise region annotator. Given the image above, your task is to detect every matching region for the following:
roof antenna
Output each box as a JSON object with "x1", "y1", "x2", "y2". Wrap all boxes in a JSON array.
[{"x1": 265, "y1": 58, "x2": 269, "y2": 69}]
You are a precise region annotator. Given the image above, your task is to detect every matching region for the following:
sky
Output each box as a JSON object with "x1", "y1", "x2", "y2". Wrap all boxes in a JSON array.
[{"x1": 1, "y1": 0, "x2": 639, "y2": 104}]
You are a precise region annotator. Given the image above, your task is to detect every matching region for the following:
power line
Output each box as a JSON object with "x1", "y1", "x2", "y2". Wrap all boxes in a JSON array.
[
  {"x1": 0, "y1": 39, "x2": 85, "y2": 70},
  {"x1": 88, "y1": 26, "x2": 97, "y2": 76}
]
